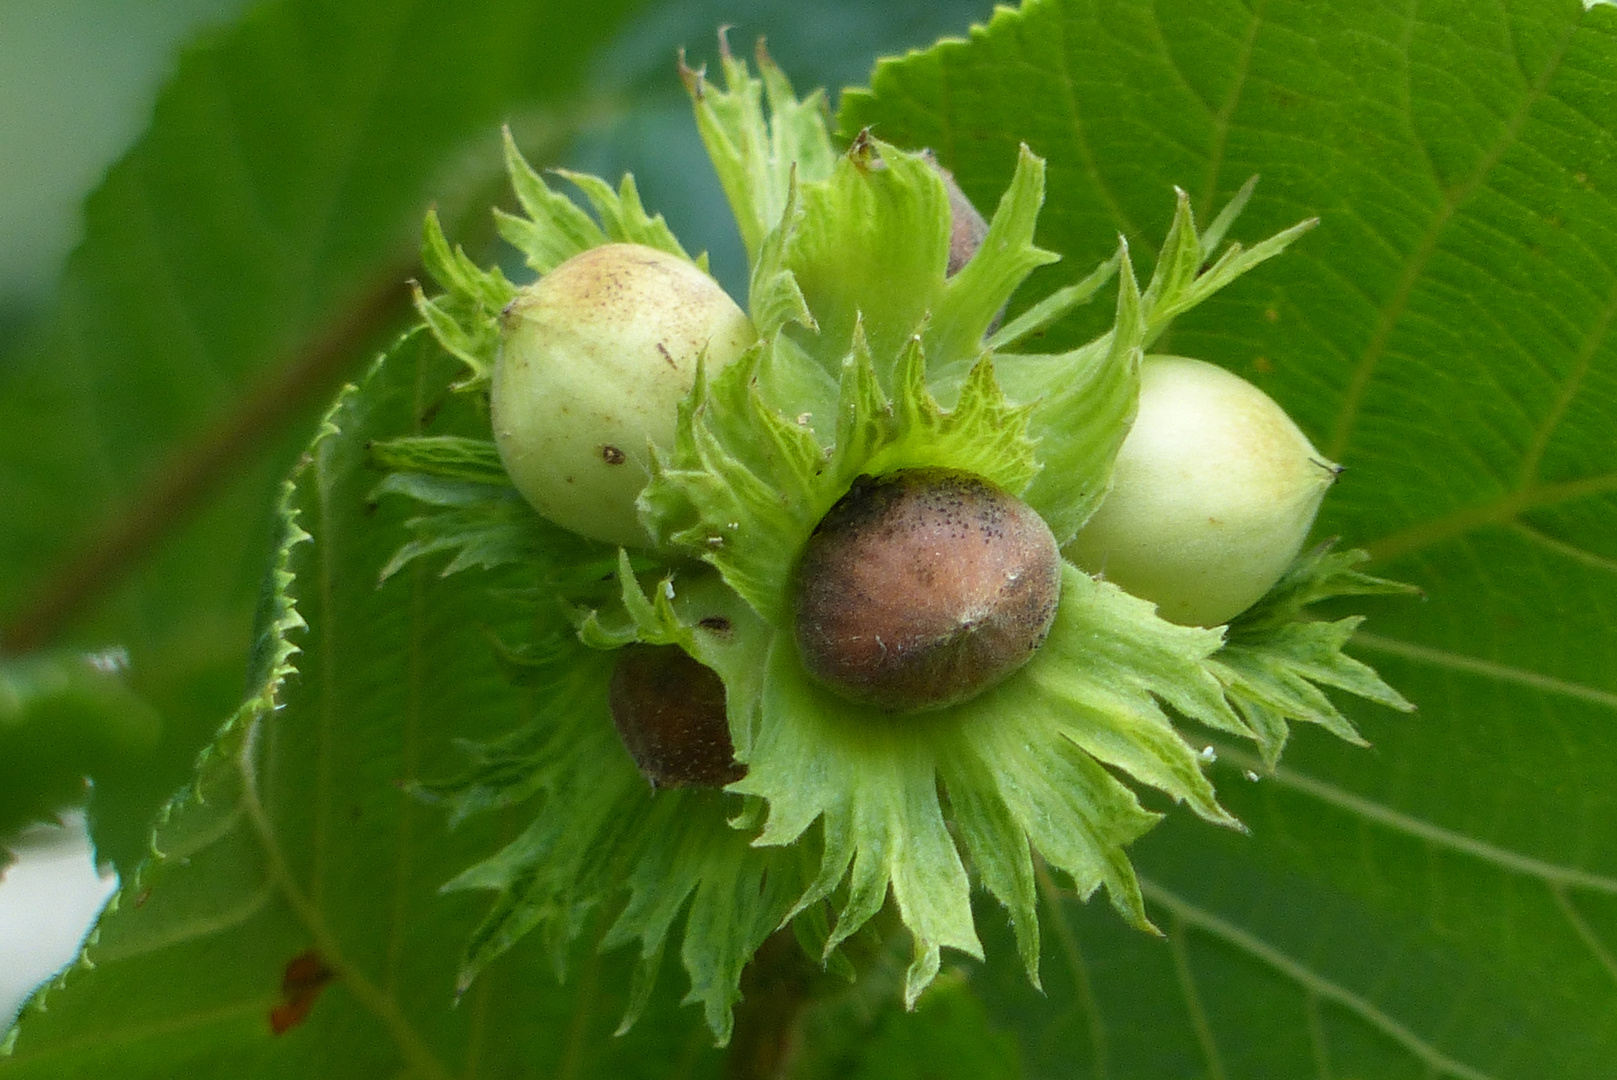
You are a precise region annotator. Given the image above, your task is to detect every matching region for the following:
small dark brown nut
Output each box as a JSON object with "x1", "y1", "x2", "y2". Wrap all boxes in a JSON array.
[
  {"x1": 922, "y1": 149, "x2": 989, "y2": 276},
  {"x1": 609, "y1": 644, "x2": 745, "y2": 788},
  {"x1": 792, "y1": 469, "x2": 1062, "y2": 712}
]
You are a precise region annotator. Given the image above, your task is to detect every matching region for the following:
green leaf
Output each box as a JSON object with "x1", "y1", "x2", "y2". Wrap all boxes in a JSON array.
[
  {"x1": 0, "y1": 0, "x2": 653, "y2": 877},
  {"x1": 0, "y1": 653, "x2": 163, "y2": 863},
  {"x1": 795, "y1": 969, "x2": 1024, "y2": 1080},
  {"x1": 2, "y1": 334, "x2": 722, "y2": 1076},
  {"x1": 846, "y1": 0, "x2": 1617, "y2": 1074}
]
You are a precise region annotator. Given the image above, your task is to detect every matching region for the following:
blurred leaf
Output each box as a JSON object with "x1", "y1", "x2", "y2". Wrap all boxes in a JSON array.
[
  {"x1": 0, "y1": 0, "x2": 252, "y2": 316},
  {"x1": 1, "y1": 338, "x2": 722, "y2": 1076},
  {"x1": 0, "y1": 652, "x2": 162, "y2": 863},
  {"x1": 0, "y1": 0, "x2": 649, "y2": 874},
  {"x1": 840, "y1": 972, "x2": 1022, "y2": 1080},
  {"x1": 844, "y1": 0, "x2": 1617, "y2": 1075}
]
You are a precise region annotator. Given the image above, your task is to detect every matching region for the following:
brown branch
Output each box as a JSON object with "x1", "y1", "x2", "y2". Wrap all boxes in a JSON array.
[
  {"x1": 724, "y1": 929, "x2": 821, "y2": 1080},
  {"x1": 1, "y1": 268, "x2": 416, "y2": 653}
]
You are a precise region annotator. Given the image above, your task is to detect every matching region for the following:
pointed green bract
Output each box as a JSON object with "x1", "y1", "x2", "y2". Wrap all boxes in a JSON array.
[
  {"x1": 1212, "y1": 543, "x2": 1419, "y2": 766},
  {"x1": 926, "y1": 144, "x2": 1060, "y2": 376},
  {"x1": 682, "y1": 36, "x2": 838, "y2": 261},
  {"x1": 550, "y1": 168, "x2": 703, "y2": 269},
  {"x1": 495, "y1": 127, "x2": 605, "y2": 273},
  {"x1": 365, "y1": 397, "x2": 615, "y2": 584},
  {"x1": 602, "y1": 791, "x2": 806, "y2": 1042},
  {"x1": 985, "y1": 249, "x2": 1119, "y2": 352}
]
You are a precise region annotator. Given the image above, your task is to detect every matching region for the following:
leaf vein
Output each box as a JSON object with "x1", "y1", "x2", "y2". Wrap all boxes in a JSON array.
[
  {"x1": 1036, "y1": 858, "x2": 1110, "y2": 1080},
  {"x1": 1362, "y1": 471, "x2": 1617, "y2": 563},
  {"x1": 1139, "y1": 879, "x2": 1498, "y2": 1080},
  {"x1": 1167, "y1": 913, "x2": 1228, "y2": 1080},
  {"x1": 1304, "y1": 991, "x2": 1334, "y2": 1080},
  {"x1": 239, "y1": 712, "x2": 455, "y2": 1080},
  {"x1": 1051, "y1": 11, "x2": 1140, "y2": 239},
  {"x1": 1196, "y1": 0, "x2": 1267, "y2": 219},
  {"x1": 1, "y1": 999, "x2": 269, "y2": 1064},
  {"x1": 1552, "y1": 885, "x2": 1617, "y2": 989},
  {"x1": 1509, "y1": 521, "x2": 1617, "y2": 575},
  {"x1": 1352, "y1": 632, "x2": 1617, "y2": 712},
  {"x1": 1213, "y1": 743, "x2": 1617, "y2": 893},
  {"x1": 1517, "y1": 268, "x2": 1617, "y2": 486},
  {"x1": 91, "y1": 881, "x2": 274, "y2": 964},
  {"x1": 1325, "y1": 15, "x2": 1579, "y2": 459}
]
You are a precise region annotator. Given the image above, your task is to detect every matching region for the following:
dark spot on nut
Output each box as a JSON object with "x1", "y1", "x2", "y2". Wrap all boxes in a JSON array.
[
  {"x1": 602, "y1": 444, "x2": 627, "y2": 465},
  {"x1": 792, "y1": 468, "x2": 1061, "y2": 712},
  {"x1": 609, "y1": 644, "x2": 745, "y2": 788}
]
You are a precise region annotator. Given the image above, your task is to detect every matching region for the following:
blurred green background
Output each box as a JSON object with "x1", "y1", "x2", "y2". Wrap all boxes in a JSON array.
[{"x1": 0, "y1": 1, "x2": 252, "y2": 347}]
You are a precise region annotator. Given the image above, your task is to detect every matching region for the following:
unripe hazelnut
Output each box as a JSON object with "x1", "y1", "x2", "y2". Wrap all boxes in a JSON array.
[
  {"x1": 492, "y1": 243, "x2": 756, "y2": 547},
  {"x1": 608, "y1": 644, "x2": 745, "y2": 789},
  {"x1": 792, "y1": 469, "x2": 1062, "y2": 712},
  {"x1": 1068, "y1": 355, "x2": 1339, "y2": 627}
]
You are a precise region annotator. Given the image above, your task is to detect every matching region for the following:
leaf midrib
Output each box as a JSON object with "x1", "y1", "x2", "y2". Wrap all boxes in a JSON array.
[
  {"x1": 1325, "y1": 10, "x2": 1582, "y2": 461},
  {"x1": 1209, "y1": 742, "x2": 1617, "y2": 893},
  {"x1": 1362, "y1": 470, "x2": 1617, "y2": 565},
  {"x1": 238, "y1": 710, "x2": 457, "y2": 1080},
  {"x1": 1135, "y1": 878, "x2": 1497, "y2": 1080}
]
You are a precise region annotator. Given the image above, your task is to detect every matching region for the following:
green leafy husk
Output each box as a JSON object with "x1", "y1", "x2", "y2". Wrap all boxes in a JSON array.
[
  {"x1": 373, "y1": 41, "x2": 1411, "y2": 1041},
  {"x1": 1211, "y1": 542, "x2": 1420, "y2": 767}
]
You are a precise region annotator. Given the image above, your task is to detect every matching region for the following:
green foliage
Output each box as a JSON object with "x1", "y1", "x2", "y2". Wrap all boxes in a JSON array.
[
  {"x1": 0, "y1": 0, "x2": 651, "y2": 876},
  {"x1": 2, "y1": 0, "x2": 1615, "y2": 1076},
  {"x1": 0, "y1": 653, "x2": 162, "y2": 866}
]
